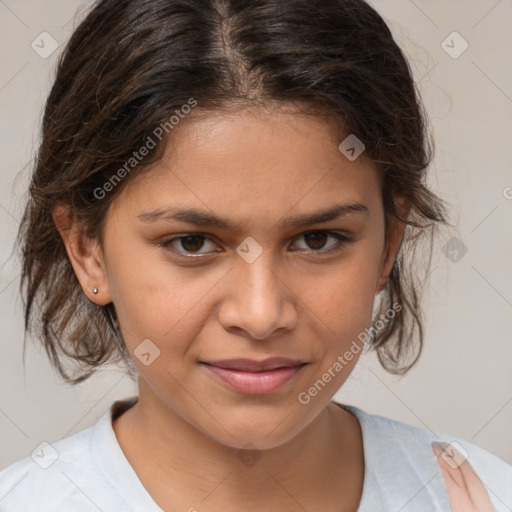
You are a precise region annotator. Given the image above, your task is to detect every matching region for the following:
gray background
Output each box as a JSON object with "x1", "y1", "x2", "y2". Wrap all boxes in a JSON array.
[{"x1": 1, "y1": 0, "x2": 511, "y2": 470}]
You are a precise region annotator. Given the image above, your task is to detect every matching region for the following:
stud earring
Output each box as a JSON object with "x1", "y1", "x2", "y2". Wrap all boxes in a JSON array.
[{"x1": 92, "y1": 288, "x2": 98, "y2": 294}]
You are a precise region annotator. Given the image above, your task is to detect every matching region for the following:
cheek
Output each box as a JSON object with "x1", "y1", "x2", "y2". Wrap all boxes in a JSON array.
[
  {"x1": 301, "y1": 246, "x2": 382, "y2": 341},
  {"x1": 105, "y1": 239, "x2": 227, "y2": 352},
  {"x1": 294, "y1": 244, "x2": 384, "y2": 403},
  {"x1": 293, "y1": 261, "x2": 380, "y2": 404}
]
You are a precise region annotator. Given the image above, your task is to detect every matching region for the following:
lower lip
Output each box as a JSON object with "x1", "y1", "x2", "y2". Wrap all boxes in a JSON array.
[{"x1": 201, "y1": 364, "x2": 304, "y2": 394}]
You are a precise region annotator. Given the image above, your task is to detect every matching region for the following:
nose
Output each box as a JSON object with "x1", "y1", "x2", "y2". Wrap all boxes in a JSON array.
[{"x1": 216, "y1": 255, "x2": 298, "y2": 341}]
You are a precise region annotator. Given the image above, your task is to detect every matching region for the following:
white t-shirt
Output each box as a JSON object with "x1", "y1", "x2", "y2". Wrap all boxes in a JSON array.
[{"x1": 1, "y1": 396, "x2": 511, "y2": 511}]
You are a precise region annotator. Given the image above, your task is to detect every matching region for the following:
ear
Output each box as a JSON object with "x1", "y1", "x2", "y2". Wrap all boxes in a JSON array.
[
  {"x1": 375, "y1": 197, "x2": 411, "y2": 294},
  {"x1": 52, "y1": 205, "x2": 112, "y2": 305}
]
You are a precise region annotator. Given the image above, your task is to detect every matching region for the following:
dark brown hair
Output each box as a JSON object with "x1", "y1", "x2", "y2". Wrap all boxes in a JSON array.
[{"x1": 19, "y1": 0, "x2": 450, "y2": 384}]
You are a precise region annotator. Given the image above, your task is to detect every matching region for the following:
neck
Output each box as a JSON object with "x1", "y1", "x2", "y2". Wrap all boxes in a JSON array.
[{"x1": 113, "y1": 380, "x2": 364, "y2": 512}]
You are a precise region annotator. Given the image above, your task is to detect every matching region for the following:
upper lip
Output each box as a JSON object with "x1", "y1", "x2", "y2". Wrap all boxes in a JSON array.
[{"x1": 201, "y1": 358, "x2": 305, "y2": 372}]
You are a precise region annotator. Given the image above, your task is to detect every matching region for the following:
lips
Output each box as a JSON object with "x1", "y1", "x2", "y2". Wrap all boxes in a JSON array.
[
  {"x1": 204, "y1": 358, "x2": 304, "y2": 372},
  {"x1": 200, "y1": 358, "x2": 306, "y2": 394}
]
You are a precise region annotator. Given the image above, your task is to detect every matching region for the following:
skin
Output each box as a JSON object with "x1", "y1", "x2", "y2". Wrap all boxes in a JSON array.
[
  {"x1": 432, "y1": 442, "x2": 495, "y2": 511},
  {"x1": 54, "y1": 106, "x2": 409, "y2": 511}
]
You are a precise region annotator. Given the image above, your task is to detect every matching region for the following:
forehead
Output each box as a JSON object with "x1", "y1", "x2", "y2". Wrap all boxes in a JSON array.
[{"x1": 111, "y1": 108, "x2": 381, "y2": 225}]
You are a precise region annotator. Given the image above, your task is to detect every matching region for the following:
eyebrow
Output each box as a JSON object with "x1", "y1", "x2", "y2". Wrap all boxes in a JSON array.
[{"x1": 137, "y1": 202, "x2": 370, "y2": 230}]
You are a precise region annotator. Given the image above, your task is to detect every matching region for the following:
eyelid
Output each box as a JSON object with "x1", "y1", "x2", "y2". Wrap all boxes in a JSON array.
[
  {"x1": 159, "y1": 230, "x2": 353, "y2": 258},
  {"x1": 159, "y1": 232, "x2": 221, "y2": 257},
  {"x1": 289, "y1": 230, "x2": 353, "y2": 253}
]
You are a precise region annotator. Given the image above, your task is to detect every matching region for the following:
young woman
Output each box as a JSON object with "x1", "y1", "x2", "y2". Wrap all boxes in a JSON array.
[{"x1": 0, "y1": 0, "x2": 510, "y2": 510}]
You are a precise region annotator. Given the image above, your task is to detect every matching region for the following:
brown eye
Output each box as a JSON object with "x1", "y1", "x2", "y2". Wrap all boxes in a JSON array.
[
  {"x1": 160, "y1": 230, "x2": 352, "y2": 259},
  {"x1": 291, "y1": 230, "x2": 352, "y2": 253},
  {"x1": 160, "y1": 234, "x2": 219, "y2": 256},
  {"x1": 303, "y1": 231, "x2": 328, "y2": 249},
  {"x1": 179, "y1": 235, "x2": 205, "y2": 252}
]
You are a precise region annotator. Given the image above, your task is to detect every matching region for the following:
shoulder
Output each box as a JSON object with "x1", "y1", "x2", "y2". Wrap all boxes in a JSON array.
[
  {"x1": 342, "y1": 404, "x2": 512, "y2": 511},
  {"x1": 0, "y1": 424, "x2": 91, "y2": 510},
  {"x1": 353, "y1": 404, "x2": 512, "y2": 473},
  {"x1": 0, "y1": 409, "x2": 125, "y2": 512}
]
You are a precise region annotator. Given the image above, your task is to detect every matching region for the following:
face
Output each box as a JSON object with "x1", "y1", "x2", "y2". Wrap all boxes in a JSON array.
[{"x1": 64, "y1": 107, "x2": 405, "y2": 450}]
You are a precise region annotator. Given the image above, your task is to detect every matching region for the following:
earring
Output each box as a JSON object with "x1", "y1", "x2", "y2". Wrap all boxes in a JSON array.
[{"x1": 92, "y1": 288, "x2": 98, "y2": 294}]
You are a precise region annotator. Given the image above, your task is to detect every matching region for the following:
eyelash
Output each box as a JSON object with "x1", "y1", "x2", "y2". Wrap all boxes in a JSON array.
[{"x1": 158, "y1": 230, "x2": 353, "y2": 258}]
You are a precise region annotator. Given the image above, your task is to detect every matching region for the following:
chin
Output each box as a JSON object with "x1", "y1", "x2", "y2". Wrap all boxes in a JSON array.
[{"x1": 200, "y1": 399, "x2": 321, "y2": 451}]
